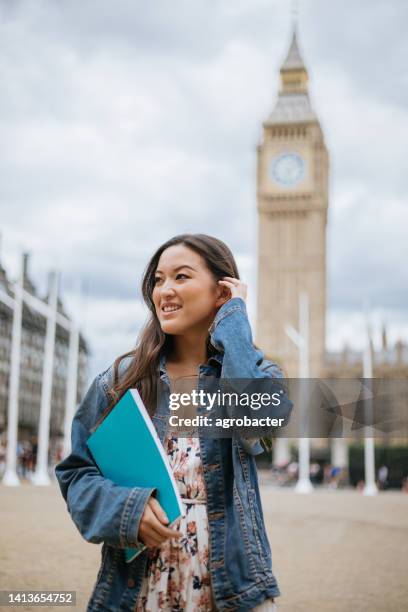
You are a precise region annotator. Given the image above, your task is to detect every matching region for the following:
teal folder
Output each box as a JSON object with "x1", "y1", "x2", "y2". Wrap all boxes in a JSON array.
[{"x1": 86, "y1": 388, "x2": 185, "y2": 563}]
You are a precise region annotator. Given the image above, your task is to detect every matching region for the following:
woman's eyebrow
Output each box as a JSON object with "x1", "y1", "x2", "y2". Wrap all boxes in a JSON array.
[{"x1": 155, "y1": 265, "x2": 196, "y2": 274}]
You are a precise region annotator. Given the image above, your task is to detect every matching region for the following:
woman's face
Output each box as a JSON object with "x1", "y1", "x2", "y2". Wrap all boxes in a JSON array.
[{"x1": 152, "y1": 244, "x2": 225, "y2": 336}]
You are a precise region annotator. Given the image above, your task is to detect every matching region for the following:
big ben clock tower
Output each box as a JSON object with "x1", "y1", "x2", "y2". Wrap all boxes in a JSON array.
[{"x1": 256, "y1": 28, "x2": 329, "y2": 377}]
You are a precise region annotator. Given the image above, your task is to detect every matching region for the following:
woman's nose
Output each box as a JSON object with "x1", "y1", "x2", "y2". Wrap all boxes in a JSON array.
[{"x1": 160, "y1": 280, "x2": 176, "y2": 296}]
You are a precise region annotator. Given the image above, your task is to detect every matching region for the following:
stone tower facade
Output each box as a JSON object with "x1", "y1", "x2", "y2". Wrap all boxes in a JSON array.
[{"x1": 256, "y1": 29, "x2": 329, "y2": 377}]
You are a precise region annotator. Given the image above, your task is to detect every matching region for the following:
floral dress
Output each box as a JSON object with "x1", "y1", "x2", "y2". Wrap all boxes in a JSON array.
[
  {"x1": 135, "y1": 434, "x2": 213, "y2": 611},
  {"x1": 134, "y1": 433, "x2": 277, "y2": 612}
]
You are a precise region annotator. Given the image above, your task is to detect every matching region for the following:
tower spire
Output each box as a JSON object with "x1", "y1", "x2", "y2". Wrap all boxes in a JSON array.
[
  {"x1": 265, "y1": 5, "x2": 317, "y2": 125},
  {"x1": 280, "y1": 26, "x2": 308, "y2": 94},
  {"x1": 282, "y1": 28, "x2": 305, "y2": 72},
  {"x1": 290, "y1": 0, "x2": 299, "y2": 31}
]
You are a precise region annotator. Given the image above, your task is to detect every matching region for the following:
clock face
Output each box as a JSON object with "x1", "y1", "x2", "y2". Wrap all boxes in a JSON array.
[{"x1": 269, "y1": 152, "x2": 305, "y2": 187}]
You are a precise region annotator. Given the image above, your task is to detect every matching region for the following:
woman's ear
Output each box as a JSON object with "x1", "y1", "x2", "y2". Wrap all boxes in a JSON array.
[{"x1": 215, "y1": 282, "x2": 231, "y2": 308}]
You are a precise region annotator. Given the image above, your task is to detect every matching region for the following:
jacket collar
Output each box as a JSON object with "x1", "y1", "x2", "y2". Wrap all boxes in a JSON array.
[{"x1": 159, "y1": 351, "x2": 223, "y2": 375}]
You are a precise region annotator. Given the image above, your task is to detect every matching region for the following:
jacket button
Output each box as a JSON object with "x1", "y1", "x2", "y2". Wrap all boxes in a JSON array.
[{"x1": 127, "y1": 578, "x2": 136, "y2": 588}]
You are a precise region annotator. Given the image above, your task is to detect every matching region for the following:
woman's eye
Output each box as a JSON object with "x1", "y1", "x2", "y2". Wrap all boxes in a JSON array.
[{"x1": 154, "y1": 273, "x2": 189, "y2": 284}]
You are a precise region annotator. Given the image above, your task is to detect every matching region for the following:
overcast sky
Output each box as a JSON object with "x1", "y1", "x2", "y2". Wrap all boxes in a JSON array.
[{"x1": 1, "y1": 0, "x2": 407, "y2": 379}]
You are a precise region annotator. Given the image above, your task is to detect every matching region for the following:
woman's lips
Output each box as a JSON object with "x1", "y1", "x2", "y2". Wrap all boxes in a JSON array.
[{"x1": 161, "y1": 305, "x2": 182, "y2": 317}]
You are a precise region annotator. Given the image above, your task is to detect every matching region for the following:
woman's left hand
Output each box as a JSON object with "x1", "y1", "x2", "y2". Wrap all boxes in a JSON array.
[{"x1": 218, "y1": 277, "x2": 247, "y2": 302}]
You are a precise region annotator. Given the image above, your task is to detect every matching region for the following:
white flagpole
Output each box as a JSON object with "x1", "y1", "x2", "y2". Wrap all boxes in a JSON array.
[
  {"x1": 363, "y1": 316, "x2": 378, "y2": 496},
  {"x1": 273, "y1": 437, "x2": 291, "y2": 467},
  {"x1": 62, "y1": 281, "x2": 81, "y2": 458},
  {"x1": 2, "y1": 255, "x2": 24, "y2": 486},
  {"x1": 285, "y1": 292, "x2": 313, "y2": 493},
  {"x1": 32, "y1": 272, "x2": 59, "y2": 486}
]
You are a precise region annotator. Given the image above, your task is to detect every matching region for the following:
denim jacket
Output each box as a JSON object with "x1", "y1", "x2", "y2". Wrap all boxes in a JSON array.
[{"x1": 55, "y1": 297, "x2": 293, "y2": 611}]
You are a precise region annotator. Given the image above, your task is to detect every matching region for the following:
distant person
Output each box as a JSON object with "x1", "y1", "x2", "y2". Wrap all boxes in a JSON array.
[
  {"x1": 329, "y1": 466, "x2": 342, "y2": 489},
  {"x1": 55, "y1": 234, "x2": 293, "y2": 611},
  {"x1": 32, "y1": 439, "x2": 38, "y2": 470},
  {"x1": 287, "y1": 461, "x2": 299, "y2": 484},
  {"x1": 0, "y1": 440, "x2": 6, "y2": 476},
  {"x1": 20, "y1": 442, "x2": 30, "y2": 479},
  {"x1": 323, "y1": 463, "x2": 332, "y2": 486},
  {"x1": 16, "y1": 441, "x2": 23, "y2": 477},
  {"x1": 378, "y1": 465, "x2": 388, "y2": 490},
  {"x1": 310, "y1": 461, "x2": 321, "y2": 484}
]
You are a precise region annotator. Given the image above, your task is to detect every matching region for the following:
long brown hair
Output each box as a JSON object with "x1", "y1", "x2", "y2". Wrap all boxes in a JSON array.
[{"x1": 102, "y1": 234, "x2": 240, "y2": 421}]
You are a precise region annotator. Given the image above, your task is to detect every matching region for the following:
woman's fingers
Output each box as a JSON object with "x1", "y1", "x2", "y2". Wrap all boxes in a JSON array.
[
  {"x1": 140, "y1": 527, "x2": 163, "y2": 547},
  {"x1": 143, "y1": 520, "x2": 179, "y2": 547},
  {"x1": 147, "y1": 497, "x2": 181, "y2": 536},
  {"x1": 150, "y1": 519, "x2": 181, "y2": 540},
  {"x1": 138, "y1": 501, "x2": 181, "y2": 547},
  {"x1": 218, "y1": 278, "x2": 247, "y2": 301},
  {"x1": 138, "y1": 502, "x2": 163, "y2": 545},
  {"x1": 140, "y1": 523, "x2": 180, "y2": 547},
  {"x1": 222, "y1": 276, "x2": 240, "y2": 284},
  {"x1": 148, "y1": 496, "x2": 169, "y2": 524}
]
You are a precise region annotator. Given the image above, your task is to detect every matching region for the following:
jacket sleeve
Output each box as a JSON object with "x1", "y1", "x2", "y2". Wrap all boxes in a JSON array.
[
  {"x1": 209, "y1": 297, "x2": 293, "y2": 456},
  {"x1": 55, "y1": 371, "x2": 155, "y2": 548}
]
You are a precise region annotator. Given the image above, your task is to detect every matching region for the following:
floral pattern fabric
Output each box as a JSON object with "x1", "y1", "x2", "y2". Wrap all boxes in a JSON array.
[
  {"x1": 135, "y1": 434, "x2": 277, "y2": 612},
  {"x1": 135, "y1": 435, "x2": 213, "y2": 611}
]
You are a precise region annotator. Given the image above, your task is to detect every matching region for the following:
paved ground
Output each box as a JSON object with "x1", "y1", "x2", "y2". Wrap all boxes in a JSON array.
[{"x1": 0, "y1": 479, "x2": 407, "y2": 611}]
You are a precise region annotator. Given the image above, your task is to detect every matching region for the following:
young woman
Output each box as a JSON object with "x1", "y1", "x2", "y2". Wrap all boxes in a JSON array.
[{"x1": 56, "y1": 234, "x2": 292, "y2": 612}]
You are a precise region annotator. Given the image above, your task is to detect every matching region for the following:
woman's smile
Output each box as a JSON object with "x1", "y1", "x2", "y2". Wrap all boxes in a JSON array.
[{"x1": 161, "y1": 302, "x2": 183, "y2": 316}]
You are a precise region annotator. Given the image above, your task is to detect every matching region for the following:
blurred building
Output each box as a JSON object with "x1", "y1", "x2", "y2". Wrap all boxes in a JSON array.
[
  {"x1": 0, "y1": 253, "x2": 89, "y2": 439},
  {"x1": 324, "y1": 333, "x2": 408, "y2": 448}
]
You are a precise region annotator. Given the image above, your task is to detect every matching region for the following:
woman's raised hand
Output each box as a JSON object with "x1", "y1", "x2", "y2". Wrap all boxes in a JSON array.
[
  {"x1": 218, "y1": 277, "x2": 247, "y2": 302},
  {"x1": 138, "y1": 496, "x2": 181, "y2": 548}
]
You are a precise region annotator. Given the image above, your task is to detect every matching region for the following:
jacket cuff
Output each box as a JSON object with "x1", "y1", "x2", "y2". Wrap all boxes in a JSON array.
[
  {"x1": 122, "y1": 486, "x2": 156, "y2": 547},
  {"x1": 238, "y1": 437, "x2": 265, "y2": 456},
  {"x1": 209, "y1": 297, "x2": 247, "y2": 336}
]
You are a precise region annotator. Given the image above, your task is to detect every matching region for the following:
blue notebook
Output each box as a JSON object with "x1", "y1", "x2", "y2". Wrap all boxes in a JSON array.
[{"x1": 86, "y1": 388, "x2": 185, "y2": 563}]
